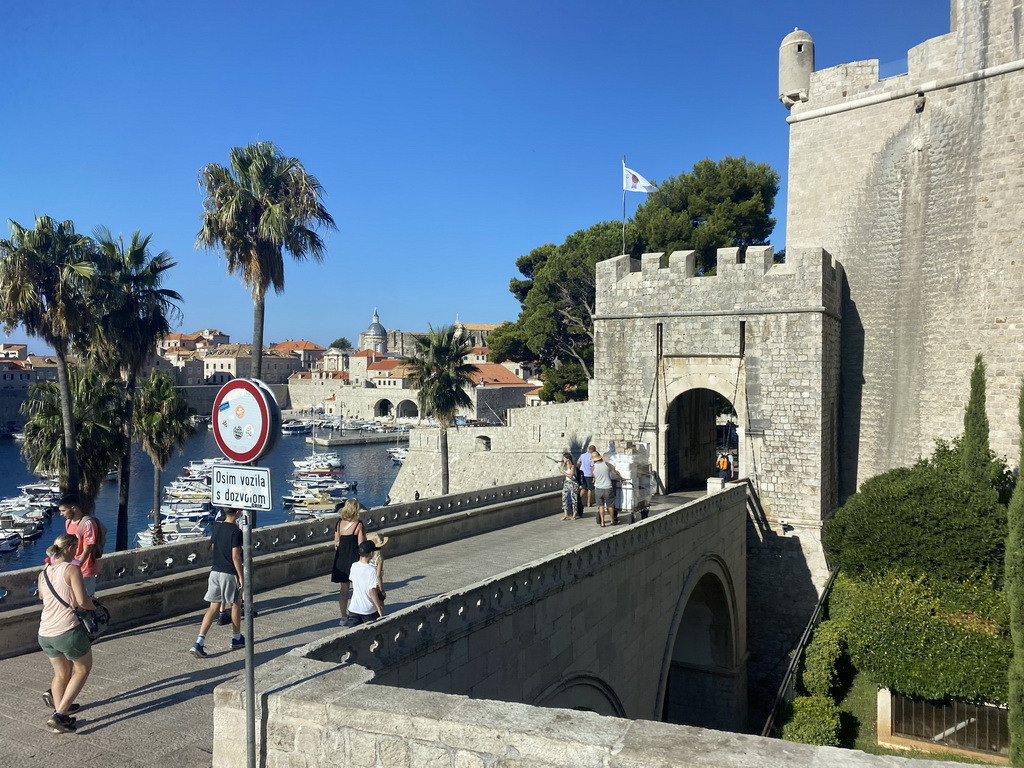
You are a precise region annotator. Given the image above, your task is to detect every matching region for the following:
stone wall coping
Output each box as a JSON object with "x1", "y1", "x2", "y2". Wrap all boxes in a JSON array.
[{"x1": 0, "y1": 477, "x2": 562, "y2": 612}]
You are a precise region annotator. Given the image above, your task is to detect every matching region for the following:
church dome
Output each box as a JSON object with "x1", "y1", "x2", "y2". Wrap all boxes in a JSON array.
[{"x1": 365, "y1": 310, "x2": 386, "y2": 338}]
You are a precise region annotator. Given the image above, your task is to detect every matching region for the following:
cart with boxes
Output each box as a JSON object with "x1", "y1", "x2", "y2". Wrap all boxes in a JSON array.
[{"x1": 606, "y1": 442, "x2": 653, "y2": 524}]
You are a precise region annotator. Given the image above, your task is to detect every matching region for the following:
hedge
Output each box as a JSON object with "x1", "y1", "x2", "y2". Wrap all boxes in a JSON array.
[
  {"x1": 823, "y1": 456, "x2": 1006, "y2": 586},
  {"x1": 779, "y1": 696, "x2": 842, "y2": 747},
  {"x1": 830, "y1": 572, "x2": 1011, "y2": 703},
  {"x1": 800, "y1": 619, "x2": 845, "y2": 699}
]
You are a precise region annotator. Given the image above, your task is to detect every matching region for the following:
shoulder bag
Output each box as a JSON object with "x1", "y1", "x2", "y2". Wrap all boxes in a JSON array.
[{"x1": 42, "y1": 567, "x2": 110, "y2": 641}]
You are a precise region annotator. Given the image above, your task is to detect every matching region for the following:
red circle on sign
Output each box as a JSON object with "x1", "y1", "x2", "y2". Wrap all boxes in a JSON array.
[{"x1": 211, "y1": 379, "x2": 276, "y2": 463}]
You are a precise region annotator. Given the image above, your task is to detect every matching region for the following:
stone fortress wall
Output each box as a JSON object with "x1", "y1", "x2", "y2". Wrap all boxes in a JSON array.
[{"x1": 785, "y1": 0, "x2": 1024, "y2": 497}]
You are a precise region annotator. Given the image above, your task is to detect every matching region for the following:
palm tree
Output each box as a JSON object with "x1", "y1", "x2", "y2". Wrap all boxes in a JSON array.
[
  {"x1": 0, "y1": 216, "x2": 97, "y2": 495},
  {"x1": 89, "y1": 228, "x2": 182, "y2": 551},
  {"x1": 405, "y1": 325, "x2": 479, "y2": 495},
  {"x1": 21, "y1": 367, "x2": 126, "y2": 512},
  {"x1": 135, "y1": 371, "x2": 194, "y2": 545},
  {"x1": 196, "y1": 142, "x2": 336, "y2": 380}
]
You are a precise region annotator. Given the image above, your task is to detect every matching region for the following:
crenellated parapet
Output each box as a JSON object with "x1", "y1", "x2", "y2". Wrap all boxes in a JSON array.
[{"x1": 596, "y1": 246, "x2": 842, "y2": 319}]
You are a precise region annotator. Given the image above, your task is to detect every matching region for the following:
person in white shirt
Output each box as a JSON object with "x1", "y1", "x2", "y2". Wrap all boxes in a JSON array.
[
  {"x1": 347, "y1": 540, "x2": 385, "y2": 625},
  {"x1": 591, "y1": 452, "x2": 622, "y2": 528}
]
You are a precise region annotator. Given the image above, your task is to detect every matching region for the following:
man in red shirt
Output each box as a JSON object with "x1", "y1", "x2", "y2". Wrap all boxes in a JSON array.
[{"x1": 58, "y1": 496, "x2": 100, "y2": 597}]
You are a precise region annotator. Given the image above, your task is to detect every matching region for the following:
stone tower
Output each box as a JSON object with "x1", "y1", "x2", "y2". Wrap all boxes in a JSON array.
[
  {"x1": 778, "y1": 28, "x2": 814, "y2": 108},
  {"x1": 785, "y1": 0, "x2": 1024, "y2": 498}
]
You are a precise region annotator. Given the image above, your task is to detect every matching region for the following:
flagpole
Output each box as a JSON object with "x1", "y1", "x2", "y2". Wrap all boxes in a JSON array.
[{"x1": 621, "y1": 156, "x2": 627, "y2": 255}]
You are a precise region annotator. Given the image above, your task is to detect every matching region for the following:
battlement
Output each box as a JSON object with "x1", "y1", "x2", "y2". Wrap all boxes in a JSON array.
[
  {"x1": 596, "y1": 246, "x2": 842, "y2": 318},
  {"x1": 792, "y1": 1, "x2": 1024, "y2": 119}
]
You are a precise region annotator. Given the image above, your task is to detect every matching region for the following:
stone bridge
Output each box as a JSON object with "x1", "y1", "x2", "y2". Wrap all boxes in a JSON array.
[{"x1": 0, "y1": 484, "x2": 944, "y2": 766}]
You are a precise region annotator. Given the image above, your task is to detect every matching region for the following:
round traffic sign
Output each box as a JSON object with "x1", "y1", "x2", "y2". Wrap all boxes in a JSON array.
[{"x1": 211, "y1": 379, "x2": 281, "y2": 463}]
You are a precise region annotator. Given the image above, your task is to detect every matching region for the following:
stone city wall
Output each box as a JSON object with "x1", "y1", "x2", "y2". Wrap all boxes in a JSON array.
[
  {"x1": 786, "y1": 0, "x2": 1024, "y2": 495},
  {"x1": 389, "y1": 401, "x2": 600, "y2": 501}
]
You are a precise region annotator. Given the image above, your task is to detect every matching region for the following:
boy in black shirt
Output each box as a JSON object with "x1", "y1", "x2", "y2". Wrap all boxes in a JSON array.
[{"x1": 190, "y1": 508, "x2": 245, "y2": 658}]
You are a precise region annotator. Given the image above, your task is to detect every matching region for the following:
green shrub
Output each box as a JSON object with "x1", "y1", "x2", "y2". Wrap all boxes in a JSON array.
[
  {"x1": 801, "y1": 620, "x2": 845, "y2": 698},
  {"x1": 824, "y1": 457, "x2": 1006, "y2": 586},
  {"x1": 780, "y1": 695, "x2": 842, "y2": 747},
  {"x1": 830, "y1": 572, "x2": 1011, "y2": 703}
]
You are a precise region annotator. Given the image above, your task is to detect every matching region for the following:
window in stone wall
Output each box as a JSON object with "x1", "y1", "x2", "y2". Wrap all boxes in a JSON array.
[
  {"x1": 890, "y1": 692, "x2": 1008, "y2": 757},
  {"x1": 476, "y1": 435, "x2": 491, "y2": 451}
]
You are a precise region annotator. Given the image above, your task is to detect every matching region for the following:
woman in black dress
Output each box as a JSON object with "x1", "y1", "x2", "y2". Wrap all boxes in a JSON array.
[{"x1": 331, "y1": 499, "x2": 366, "y2": 625}]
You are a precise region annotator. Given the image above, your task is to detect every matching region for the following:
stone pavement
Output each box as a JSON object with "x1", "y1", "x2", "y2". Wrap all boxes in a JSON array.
[{"x1": 0, "y1": 495, "x2": 692, "y2": 767}]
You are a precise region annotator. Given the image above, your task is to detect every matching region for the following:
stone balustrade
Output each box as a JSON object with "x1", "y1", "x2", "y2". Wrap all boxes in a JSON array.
[
  {"x1": 0, "y1": 478, "x2": 563, "y2": 659},
  {"x1": 0, "y1": 477, "x2": 561, "y2": 613}
]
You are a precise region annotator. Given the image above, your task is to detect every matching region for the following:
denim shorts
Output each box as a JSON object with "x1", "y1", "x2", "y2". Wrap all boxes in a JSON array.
[{"x1": 39, "y1": 625, "x2": 91, "y2": 661}]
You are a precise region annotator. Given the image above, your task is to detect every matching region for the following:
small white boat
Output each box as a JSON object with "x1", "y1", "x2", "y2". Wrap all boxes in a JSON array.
[
  {"x1": 158, "y1": 503, "x2": 213, "y2": 522},
  {"x1": 136, "y1": 520, "x2": 209, "y2": 547},
  {"x1": 0, "y1": 514, "x2": 43, "y2": 541},
  {"x1": 11, "y1": 432, "x2": 25, "y2": 441},
  {"x1": 0, "y1": 531, "x2": 22, "y2": 552},
  {"x1": 281, "y1": 421, "x2": 312, "y2": 435}
]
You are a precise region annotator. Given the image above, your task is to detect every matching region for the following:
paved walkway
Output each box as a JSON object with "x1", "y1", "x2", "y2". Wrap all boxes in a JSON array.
[{"x1": 0, "y1": 495, "x2": 692, "y2": 767}]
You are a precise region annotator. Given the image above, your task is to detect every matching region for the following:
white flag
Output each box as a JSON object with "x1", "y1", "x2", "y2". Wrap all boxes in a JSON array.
[{"x1": 623, "y1": 162, "x2": 657, "y2": 193}]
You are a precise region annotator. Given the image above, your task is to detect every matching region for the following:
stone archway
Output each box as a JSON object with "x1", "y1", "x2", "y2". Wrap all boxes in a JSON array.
[
  {"x1": 659, "y1": 359, "x2": 746, "y2": 494},
  {"x1": 374, "y1": 399, "x2": 394, "y2": 418},
  {"x1": 396, "y1": 399, "x2": 419, "y2": 418},
  {"x1": 665, "y1": 388, "x2": 737, "y2": 492},
  {"x1": 659, "y1": 558, "x2": 745, "y2": 731}
]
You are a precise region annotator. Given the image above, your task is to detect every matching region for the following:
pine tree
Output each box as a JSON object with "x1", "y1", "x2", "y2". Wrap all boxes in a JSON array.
[{"x1": 1006, "y1": 380, "x2": 1024, "y2": 765}]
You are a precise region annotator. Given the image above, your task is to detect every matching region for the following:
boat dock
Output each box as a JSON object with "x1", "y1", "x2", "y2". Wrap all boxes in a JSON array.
[{"x1": 306, "y1": 432, "x2": 409, "y2": 447}]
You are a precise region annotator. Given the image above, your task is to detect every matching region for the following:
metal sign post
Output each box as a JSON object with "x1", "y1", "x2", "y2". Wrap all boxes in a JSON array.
[
  {"x1": 209, "y1": 379, "x2": 281, "y2": 768},
  {"x1": 240, "y1": 509, "x2": 256, "y2": 768}
]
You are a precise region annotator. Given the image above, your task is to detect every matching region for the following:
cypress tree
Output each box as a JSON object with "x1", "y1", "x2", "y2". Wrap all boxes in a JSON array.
[
  {"x1": 963, "y1": 354, "x2": 991, "y2": 487},
  {"x1": 1006, "y1": 380, "x2": 1024, "y2": 766}
]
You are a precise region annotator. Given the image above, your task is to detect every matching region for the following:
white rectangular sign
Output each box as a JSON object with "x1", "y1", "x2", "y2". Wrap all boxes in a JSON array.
[{"x1": 211, "y1": 464, "x2": 273, "y2": 512}]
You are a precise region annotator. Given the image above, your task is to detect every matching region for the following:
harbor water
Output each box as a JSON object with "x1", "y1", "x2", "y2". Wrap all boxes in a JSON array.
[{"x1": 0, "y1": 429, "x2": 401, "y2": 574}]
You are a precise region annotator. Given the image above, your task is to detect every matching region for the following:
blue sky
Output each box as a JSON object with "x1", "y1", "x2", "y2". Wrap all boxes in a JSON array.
[{"x1": 0, "y1": 1, "x2": 949, "y2": 352}]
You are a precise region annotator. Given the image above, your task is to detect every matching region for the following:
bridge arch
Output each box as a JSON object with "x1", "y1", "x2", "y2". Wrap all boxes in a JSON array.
[
  {"x1": 661, "y1": 362, "x2": 746, "y2": 493},
  {"x1": 657, "y1": 554, "x2": 745, "y2": 731},
  {"x1": 532, "y1": 673, "x2": 626, "y2": 717}
]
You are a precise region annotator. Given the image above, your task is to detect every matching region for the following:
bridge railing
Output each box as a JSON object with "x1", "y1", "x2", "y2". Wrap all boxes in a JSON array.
[
  {"x1": 298, "y1": 485, "x2": 745, "y2": 668},
  {"x1": 0, "y1": 477, "x2": 562, "y2": 612}
]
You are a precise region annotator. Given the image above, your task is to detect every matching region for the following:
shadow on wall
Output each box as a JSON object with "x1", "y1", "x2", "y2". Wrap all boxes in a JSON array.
[
  {"x1": 838, "y1": 277, "x2": 864, "y2": 504},
  {"x1": 743, "y1": 486, "x2": 820, "y2": 731}
]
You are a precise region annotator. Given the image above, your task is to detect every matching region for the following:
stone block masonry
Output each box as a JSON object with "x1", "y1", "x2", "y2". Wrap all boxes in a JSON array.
[{"x1": 787, "y1": 0, "x2": 1024, "y2": 496}]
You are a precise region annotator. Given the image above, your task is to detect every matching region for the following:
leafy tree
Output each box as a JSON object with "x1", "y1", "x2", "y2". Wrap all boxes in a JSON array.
[
  {"x1": 632, "y1": 156, "x2": 779, "y2": 273},
  {"x1": 197, "y1": 141, "x2": 336, "y2": 380},
  {"x1": 405, "y1": 325, "x2": 479, "y2": 495},
  {"x1": 492, "y1": 157, "x2": 779, "y2": 400},
  {"x1": 1007, "y1": 380, "x2": 1024, "y2": 765},
  {"x1": 0, "y1": 216, "x2": 98, "y2": 494},
  {"x1": 830, "y1": 572, "x2": 1011, "y2": 703},
  {"x1": 88, "y1": 228, "x2": 182, "y2": 551},
  {"x1": 824, "y1": 445, "x2": 1008, "y2": 586},
  {"x1": 330, "y1": 336, "x2": 352, "y2": 350},
  {"x1": 135, "y1": 371, "x2": 195, "y2": 545},
  {"x1": 20, "y1": 367, "x2": 126, "y2": 512}
]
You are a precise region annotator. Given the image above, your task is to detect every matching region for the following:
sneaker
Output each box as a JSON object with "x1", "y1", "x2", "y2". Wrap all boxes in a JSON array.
[
  {"x1": 230, "y1": 635, "x2": 246, "y2": 650},
  {"x1": 41, "y1": 691, "x2": 79, "y2": 713},
  {"x1": 46, "y1": 712, "x2": 77, "y2": 733},
  {"x1": 190, "y1": 643, "x2": 208, "y2": 658},
  {"x1": 216, "y1": 611, "x2": 231, "y2": 626}
]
